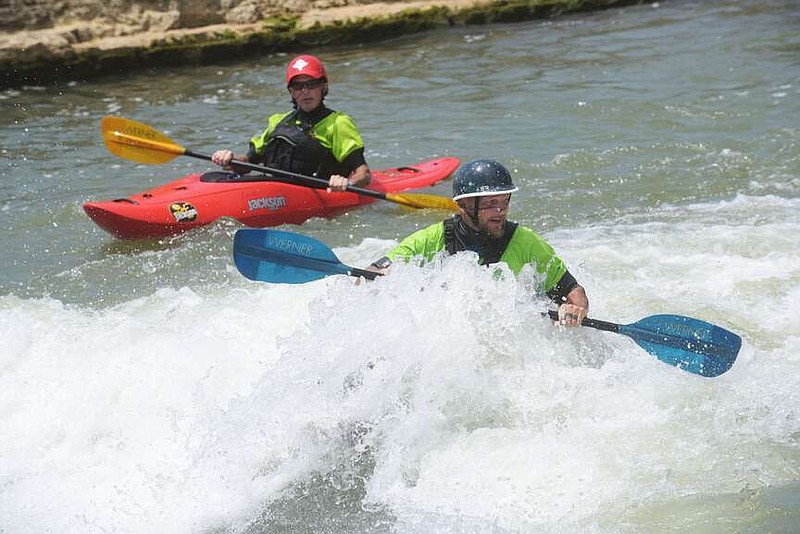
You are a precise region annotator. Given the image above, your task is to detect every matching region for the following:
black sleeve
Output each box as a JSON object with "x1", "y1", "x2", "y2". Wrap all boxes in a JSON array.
[
  {"x1": 370, "y1": 256, "x2": 392, "y2": 270},
  {"x1": 340, "y1": 147, "x2": 367, "y2": 175},
  {"x1": 546, "y1": 270, "x2": 579, "y2": 304},
  {"x1": 245, "y1": 142, "x2": 259, "y2": 163}
]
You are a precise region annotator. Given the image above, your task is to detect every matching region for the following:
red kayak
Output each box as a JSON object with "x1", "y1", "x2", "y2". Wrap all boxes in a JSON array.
[{"x1": 84, "y1": 157, "x2": 459, "y2": 239}]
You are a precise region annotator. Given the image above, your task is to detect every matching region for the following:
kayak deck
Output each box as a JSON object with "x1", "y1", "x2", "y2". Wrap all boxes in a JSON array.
[{"x1": 83, "y1": 157, "x2": 459, "y2": 239}]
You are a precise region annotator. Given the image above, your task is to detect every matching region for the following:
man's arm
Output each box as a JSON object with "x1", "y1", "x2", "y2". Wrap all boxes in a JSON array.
[
  {"x1": 558, "y1": 284, "x2": 588, "y2": 327},
  {"x1": 211, "y1": 149, "x2": 251, "y2": 173},
  {"x1": 364, "y1": 222, "x2": 446, "y2": 274},
  {"x1": 545, "y1": 269, "x2": 588, "y2": 327},
  {"x1": 328, "y1": 163, "x2": 371, "y2": 192},
  {"x1": 349, "y1": 163, "x2": 371, "y2": 186},
  {"x1": 366, "y1": 255, "x2": 392, "y2": 275}
]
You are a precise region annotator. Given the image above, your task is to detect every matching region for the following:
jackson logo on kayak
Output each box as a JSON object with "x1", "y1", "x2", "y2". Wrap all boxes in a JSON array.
[
  {"x1": 169, "y1": 202, "x2": 198, "y2": 222},
  {"x1": 267, "y1": 234, "x2": 314, "y2": 257},
  {"x1": 248, "y1": 195, "x2": 287, "y2": 212}
]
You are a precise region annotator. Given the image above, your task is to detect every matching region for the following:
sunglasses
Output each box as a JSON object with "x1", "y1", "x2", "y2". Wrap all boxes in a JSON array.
[{"x1": 288, "y1": 78, "x2": 326, "y2": 92}]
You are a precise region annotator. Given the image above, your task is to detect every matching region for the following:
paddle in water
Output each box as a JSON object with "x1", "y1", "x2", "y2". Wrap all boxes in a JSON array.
[
  {"x1": 100, "y1": 116, "x2": 460, "y2": 212},
  {"x1": 544, "y1": 310, "x2": 740, "y2": 378},
  {"x1": 233, "y1": 228, "x2": 741, "y2": 378}
]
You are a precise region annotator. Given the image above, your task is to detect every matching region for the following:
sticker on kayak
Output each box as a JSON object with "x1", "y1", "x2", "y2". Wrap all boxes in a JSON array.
[
  {"x1": 169, "y1": 202, "x2": 198, "y2": 222},
  {"x1": 248, "y1": 195, "x2": 287, "y2": 212}
]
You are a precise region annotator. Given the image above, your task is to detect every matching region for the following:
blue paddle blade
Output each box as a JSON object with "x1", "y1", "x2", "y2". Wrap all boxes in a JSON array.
[
  {"x1": 620, "y1": 314, "x2": 741, "y2": 378},
  {"x1": 233, "y1": 229, "x2": 350, "y2": 284}
]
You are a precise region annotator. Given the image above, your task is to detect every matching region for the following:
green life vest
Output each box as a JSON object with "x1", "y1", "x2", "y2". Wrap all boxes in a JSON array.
[
  {"x1": 249, "y1": 107, "x2": 365, "y2": 178},
  {"x1": 386, "y1": 219, "x2": 568, "y2": 294}
]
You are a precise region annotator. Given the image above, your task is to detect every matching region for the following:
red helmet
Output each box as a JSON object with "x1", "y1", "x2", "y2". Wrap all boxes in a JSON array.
[{"x1": 285, "y1": 55, "x2": 327, "y2": 84}]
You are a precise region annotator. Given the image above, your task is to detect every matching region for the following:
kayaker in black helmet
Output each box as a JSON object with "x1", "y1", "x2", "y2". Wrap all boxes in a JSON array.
[
  {"x1": 368, "y1": 159, "x2": 589, "y2": 326},
  {"x1": 211, "y1": 54, "x2": 371, "y2": 192}
]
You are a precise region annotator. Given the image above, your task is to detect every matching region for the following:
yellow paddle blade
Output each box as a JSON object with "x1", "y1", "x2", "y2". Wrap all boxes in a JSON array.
[
  {"x1": 100, "y1": 116, "x2": 186, "y2": 164},
  {"x1": 385, "y1": 192, "x2": 460, "y2": 212}
]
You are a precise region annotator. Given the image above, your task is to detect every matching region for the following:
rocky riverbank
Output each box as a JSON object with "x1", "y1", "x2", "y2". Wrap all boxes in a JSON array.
[{"x1": 1, "y1": 0, "x2": 646, "y2": 89}]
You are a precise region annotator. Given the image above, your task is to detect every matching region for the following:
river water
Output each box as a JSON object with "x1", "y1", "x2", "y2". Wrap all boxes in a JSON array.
[{"x1": 1, "y1": 1, "x2": 799, "y2": 532}]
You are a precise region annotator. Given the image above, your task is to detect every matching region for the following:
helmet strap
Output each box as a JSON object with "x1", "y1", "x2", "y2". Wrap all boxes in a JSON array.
[{"x1": 456, "y1": 198, "x2": 481, "y2": 231}]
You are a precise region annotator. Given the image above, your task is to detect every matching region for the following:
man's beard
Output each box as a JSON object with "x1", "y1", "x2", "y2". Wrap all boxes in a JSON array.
[{"x1": 477, "y1": 219, "x2": 506, "y2": 238}]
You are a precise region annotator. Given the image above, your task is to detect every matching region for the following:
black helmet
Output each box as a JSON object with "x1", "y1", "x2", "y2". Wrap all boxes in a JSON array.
[{"x1": 452, "y1": 159, "x2": 519, "y2": 201}]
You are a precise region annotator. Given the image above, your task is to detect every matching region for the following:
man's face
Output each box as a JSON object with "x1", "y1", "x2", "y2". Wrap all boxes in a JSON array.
[
  {"x1": 462, "y1": 194, "x2": 511, "y2": 238},
  {"x1": 288, "y1": 75, "x2": 326, "y2": 112}
]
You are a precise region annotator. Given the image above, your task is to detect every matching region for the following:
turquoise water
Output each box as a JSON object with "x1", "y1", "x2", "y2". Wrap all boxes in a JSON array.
[{"x1": 1, "y1": 1, "x2": 798, "y2": 532}]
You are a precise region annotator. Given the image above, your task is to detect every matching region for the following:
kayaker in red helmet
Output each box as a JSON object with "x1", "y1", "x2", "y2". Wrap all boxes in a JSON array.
[{"x1": 211, "y1": 54, "x2": 371, "y2": 192}]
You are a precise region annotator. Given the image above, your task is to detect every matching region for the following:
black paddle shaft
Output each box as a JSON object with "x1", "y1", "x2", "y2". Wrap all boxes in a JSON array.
[
  {"x1": 184, "y1": 149, "x2": 389, "y2": 201},
  {"x1": 351, "y1": 267, "x2": 380, "y2": 280},
  {"x1": 546, "y1": 309, "x2": 619, "y2": 332}
]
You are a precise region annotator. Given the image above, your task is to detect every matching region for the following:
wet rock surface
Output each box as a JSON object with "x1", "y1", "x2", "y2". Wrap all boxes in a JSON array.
[{"x1": 1, "y1": 0, "x2": 643, "y2": 88}]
